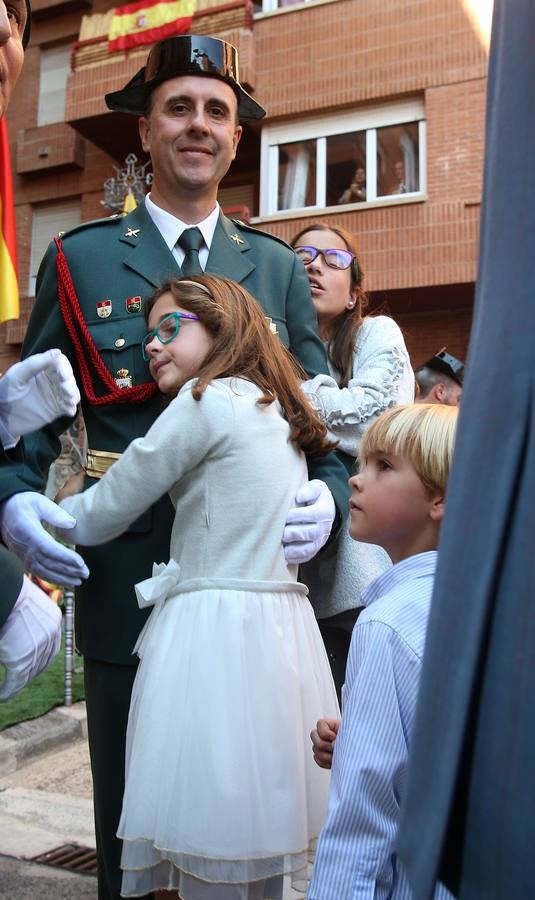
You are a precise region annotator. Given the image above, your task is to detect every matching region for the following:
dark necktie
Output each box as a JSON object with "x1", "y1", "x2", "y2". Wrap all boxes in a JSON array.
[{"x1": 178, "y1": 227, "x2": 204, "y2": 276}]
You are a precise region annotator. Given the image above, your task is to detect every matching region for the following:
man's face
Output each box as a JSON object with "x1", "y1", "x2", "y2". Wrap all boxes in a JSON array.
[
  {"x1": 0, "y1": 1, "x2": 27, "y2": 117},
  {"x1": 442, "y1": 380, "x2": 462, "y2": 406},
  {"x1": 422, "y1": 378, "x2": 461, "y2": 406},
  {"x1": 138, "y1": 75, "x2": 242, "y2": 207}
]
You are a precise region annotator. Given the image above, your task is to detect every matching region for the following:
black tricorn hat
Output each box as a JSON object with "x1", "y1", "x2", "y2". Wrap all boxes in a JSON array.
[
  {"x1": 105, "y1": 35, "x2": 266, "y2": 122},
  {"x1": 420, "y1": 348, "x2": 464, "y2": 386},
  {"x1": 23, "y1": 0, "x2": 31, "y2": 49}
]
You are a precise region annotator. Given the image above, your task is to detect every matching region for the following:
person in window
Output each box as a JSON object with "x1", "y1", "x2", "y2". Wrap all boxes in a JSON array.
[
  {"x1": 338, "y1": 165, "x2": 366, "y2": 204},
  {"x1": 292, "y1": 223, "x2": 414, "y2": 696},
  {"x1": 391, "y1": 159, "x2": 408, "y2": 194}
]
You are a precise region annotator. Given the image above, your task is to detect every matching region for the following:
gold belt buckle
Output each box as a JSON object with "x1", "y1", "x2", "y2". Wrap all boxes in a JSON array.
[{"x1": 86, "y1": 448, "x2": 123, "y2": 479}]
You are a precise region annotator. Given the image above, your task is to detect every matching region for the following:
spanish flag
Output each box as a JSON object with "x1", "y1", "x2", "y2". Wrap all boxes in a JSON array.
[
  {"x1": 0, "y1": 118, "x2": 19, "y2": 324},
  {"x1": 108, "y1": 0, "x2": 196, "y2": 53}
]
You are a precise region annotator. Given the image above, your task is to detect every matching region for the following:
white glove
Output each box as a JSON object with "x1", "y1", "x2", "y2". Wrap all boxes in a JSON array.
[
  {"x1": 0, "y1": 492, "x2": 89, "y2": 586},
  {"x1": 0, "y1": 576, "x2": 62, "y2": 701},
  {"x1": 0, "y1": 349, "x2": 80, "y2": 449},
  {"x1": 283, "y1": 479, "x2": 336, "y2": 565}
]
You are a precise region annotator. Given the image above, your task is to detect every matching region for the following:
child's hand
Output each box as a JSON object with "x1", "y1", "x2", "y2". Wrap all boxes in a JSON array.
[{"x1": 311, "y1": 717, "x2": 340, "y2": 769}]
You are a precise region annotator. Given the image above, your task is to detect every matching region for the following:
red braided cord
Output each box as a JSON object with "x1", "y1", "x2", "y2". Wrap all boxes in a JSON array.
[{"x1": 54, "y1": 237, "x2": 157, "y2": 406}]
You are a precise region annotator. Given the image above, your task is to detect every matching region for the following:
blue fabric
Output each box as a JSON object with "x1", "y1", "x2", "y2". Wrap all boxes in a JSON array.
[
  {"x1": 397, "y1": 4, "x2": 535, "y2": 898},
  {"x1": 309, "y1": 552, "x2": 452, "y2": 900}
]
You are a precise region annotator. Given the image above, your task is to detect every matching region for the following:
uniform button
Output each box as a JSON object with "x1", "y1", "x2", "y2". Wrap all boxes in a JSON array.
[{"x1": 115, "y1": 337, "x2": 126, "y2": 348}]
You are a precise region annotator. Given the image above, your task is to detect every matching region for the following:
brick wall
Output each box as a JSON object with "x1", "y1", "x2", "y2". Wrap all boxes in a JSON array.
[
  {"x1": 254, "y1": 0, "x2": 487, "y2": 118},
  {"x1": 397, "y1": 306, "x2": 473, "y2": 369}
]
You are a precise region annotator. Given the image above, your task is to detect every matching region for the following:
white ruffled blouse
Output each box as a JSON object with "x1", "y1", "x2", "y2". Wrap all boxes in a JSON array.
[{"x1": 301, "y1": 315, "x2": 415, "y2": 456}]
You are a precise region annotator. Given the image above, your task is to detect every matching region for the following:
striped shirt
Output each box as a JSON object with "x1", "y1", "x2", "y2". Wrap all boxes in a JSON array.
[{"x1": 308, "y1": 551, "x2": 452, "y2": 900}]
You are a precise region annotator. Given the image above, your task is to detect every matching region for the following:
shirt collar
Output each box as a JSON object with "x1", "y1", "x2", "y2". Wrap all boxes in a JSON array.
[
  {"x1": 361, "y1": 551, "x2": 438, "y2": 608},
  {"x1": 144, "y1": 194, "x2": 220, "y2": 252}
]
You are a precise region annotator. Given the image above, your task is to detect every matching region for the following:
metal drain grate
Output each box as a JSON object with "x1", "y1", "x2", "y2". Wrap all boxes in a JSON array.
[{"x1": 31, "y1": 843, "x2": 97, "y2": 876}]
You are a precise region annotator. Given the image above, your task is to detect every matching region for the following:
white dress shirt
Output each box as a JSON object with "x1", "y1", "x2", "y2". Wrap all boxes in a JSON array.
[{"x1": 144, "y1": 194, "x2": 220, "y2": 271}]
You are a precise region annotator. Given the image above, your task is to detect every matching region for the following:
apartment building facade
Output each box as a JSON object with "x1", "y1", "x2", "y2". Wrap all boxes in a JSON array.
[{"x1": 1, "y1": 0, "x2": 490, "y2": 370}]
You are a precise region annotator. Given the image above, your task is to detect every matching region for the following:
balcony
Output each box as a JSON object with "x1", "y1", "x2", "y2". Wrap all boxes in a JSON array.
[
  {"x1": 16, "y1": 123, "x2": 85, "y2": 175},
  {"x1": 32, "y1": 0, "x2": 93, "y2": 18},
  {"x1": 65, "y1": 0, "x2": 256, "y2": 161}
]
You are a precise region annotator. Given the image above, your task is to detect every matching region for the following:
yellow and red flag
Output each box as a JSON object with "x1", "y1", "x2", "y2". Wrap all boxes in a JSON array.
[
  {"x1": 108, "y1": 0, "x2": 196, "y2": 53},
  {"x1": 0, "y1": 118, "x2": 19, "y2": 324}
]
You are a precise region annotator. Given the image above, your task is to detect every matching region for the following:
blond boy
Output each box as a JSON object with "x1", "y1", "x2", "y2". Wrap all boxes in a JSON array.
[{"x1": 308, "y1": 404, "x2": 457, "y2": 900}]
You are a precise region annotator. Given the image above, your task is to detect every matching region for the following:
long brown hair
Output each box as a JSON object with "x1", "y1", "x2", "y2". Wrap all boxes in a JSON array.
[
  {"x1": 146, "y1": 275, "x2": 334, "y2": 456},
  {"x1": 291, "y1": 223, "x2": 369, "y2": 388}
]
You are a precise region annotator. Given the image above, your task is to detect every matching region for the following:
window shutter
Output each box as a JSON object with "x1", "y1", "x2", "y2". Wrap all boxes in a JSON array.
[
  {"x1": 38, "y1": 45, "x2": 72, "y2": 127},
  {"x1": 29, "y1": 199, "x2": 81, "y2": 295}
]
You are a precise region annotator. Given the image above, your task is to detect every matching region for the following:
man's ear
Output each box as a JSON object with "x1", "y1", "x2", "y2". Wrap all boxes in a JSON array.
[
  {"x1": 232, "y1": 124, "x2": 243, "y2": 158},
  {"x1": 139, "y1": 116, "x2": 150, "y2": 154},
  {"x1": 429, "y1": 493, "x2": 445, "y2": 523},
  {"x1": 434, "y1": 383, "x2": 447, "y2": 402}
]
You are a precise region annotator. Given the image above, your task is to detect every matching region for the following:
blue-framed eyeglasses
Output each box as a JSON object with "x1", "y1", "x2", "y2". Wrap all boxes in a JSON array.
[
  {"x1": 141, "y1": 312, "x2": 200, "y2": 361},
  {"x1": 295, "y1": 245, "x2": 356, "y2": 271}
]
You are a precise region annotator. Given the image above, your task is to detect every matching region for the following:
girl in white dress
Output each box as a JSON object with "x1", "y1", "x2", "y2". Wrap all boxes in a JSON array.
[
  {"x1": 59, "y1": 275, "x2": 339, "y2": 900},
  {"x1": 291, "y1": 224, "x2": 415, "y2": 696}
]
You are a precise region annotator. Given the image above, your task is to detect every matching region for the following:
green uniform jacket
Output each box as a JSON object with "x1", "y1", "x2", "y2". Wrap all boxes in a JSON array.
[
  {"x1": 0, "y1": 205, "x2": 348, "y2": 663},
  {"x1": 0, "y1": 445, "x2": 24, "y2": 628}
]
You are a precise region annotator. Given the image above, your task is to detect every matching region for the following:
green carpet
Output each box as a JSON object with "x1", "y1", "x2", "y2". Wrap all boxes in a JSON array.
[{"x1": 0, "y1": 637, "x2": 85, "y2": 732}]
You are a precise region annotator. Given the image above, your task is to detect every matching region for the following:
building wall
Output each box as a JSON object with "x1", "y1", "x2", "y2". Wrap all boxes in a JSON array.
[
  {"x1": 1, "y1": 0, "x2": 489, "y2": 371},
  {"x1": 255, "y1": 0, "x2": 487, "y2": 292}
]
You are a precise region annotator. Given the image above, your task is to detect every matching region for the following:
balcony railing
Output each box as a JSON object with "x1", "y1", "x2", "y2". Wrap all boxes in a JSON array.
[{"x1": 71, "y1": 0, "x2": 254, "y2": 73}]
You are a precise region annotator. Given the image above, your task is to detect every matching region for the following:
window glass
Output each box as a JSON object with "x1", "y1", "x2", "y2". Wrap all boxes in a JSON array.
[
  {"x1": 253, "y1": 0, "x2": 312, "y2": 9},
  {"x1": 326, "y1": 131, "x2": 367, "y2": 206},
  {"x1": 278, "y1": 139, "x2": 316, "y2": 211},
  {"x1": 376, "y1": 122, "x2": 420, "y2": 196}
]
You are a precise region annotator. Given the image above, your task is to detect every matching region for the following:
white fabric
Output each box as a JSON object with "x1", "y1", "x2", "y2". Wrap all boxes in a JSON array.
[
  {"x1": 144, "y1": 194, "x2": 219, "y2": 270},
  {"x1": 300, "y1": 317, "x2": 415, "y2": 618},
  {"x1": 0, "y1": 492, "x2": 89, "y2": 586},
  {"x1": 283, "y1": 478, "x2": 336, "y2": 564},
  {"x1": 301, "y1": 316, "x2": 415, "y2": 457},
  {"x1": 61, "y1": 378, "x2": 339, "y2": 899},
  {"x1": 0, "y1": 575, "x2": 62, "y2": 701},
  {"x1": 0, "y1": 349, "x2": 80, "y2": 449}
]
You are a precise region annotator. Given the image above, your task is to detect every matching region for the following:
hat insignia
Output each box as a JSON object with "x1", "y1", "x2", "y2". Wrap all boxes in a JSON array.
[{"x1": 97, "y1": 300, "x2": 112, "y2": 318}]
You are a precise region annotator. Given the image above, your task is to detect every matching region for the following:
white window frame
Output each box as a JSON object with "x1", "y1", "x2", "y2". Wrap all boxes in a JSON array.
[
  {"x1": 255, "y1": 0, "x2": 321, "y2": 13},
  {"x1": 259, "y1": 99, "x2": 426, "y2": 218}
]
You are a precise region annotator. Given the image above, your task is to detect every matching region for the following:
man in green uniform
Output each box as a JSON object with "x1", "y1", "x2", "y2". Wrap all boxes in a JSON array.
[
  {"x1": 0, "y1": 35, "x2": 348, "y2": 899},
  {"x1": 0, "y1": 0, "x2": 83, "y2": 699}
]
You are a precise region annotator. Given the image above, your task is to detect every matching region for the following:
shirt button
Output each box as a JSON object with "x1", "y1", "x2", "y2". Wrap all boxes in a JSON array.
[{"x1": 115, "y1": 337, "x2": 126, "y2": 348}]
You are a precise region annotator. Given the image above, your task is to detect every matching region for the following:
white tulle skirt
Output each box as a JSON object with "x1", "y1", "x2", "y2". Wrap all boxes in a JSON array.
[{"x1": 118, "y1": 577, "x2": 340, "y2": 899}]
